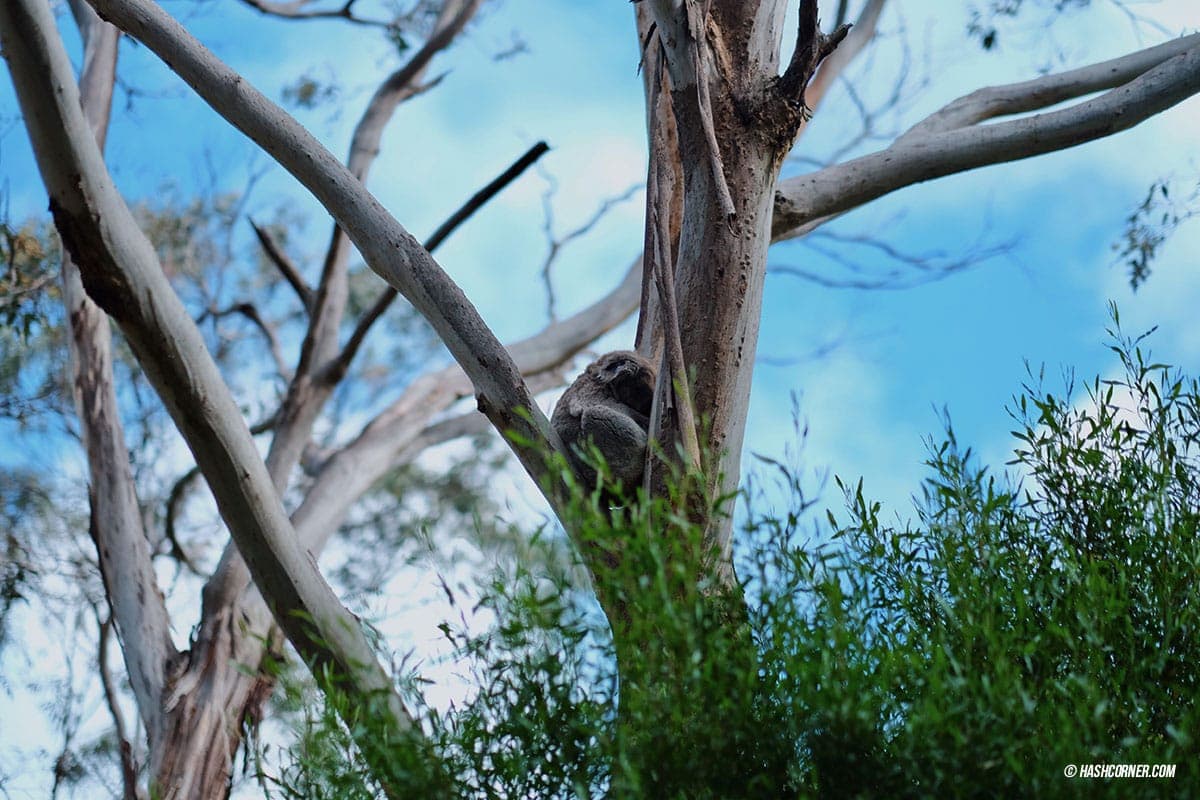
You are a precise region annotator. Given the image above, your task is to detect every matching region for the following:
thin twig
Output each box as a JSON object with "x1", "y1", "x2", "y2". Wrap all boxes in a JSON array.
[
  {"x1": 248, "y1": 218, "x2": 313, "y2": 309},
  {"x1": 780, "y1": 0, "x2": 852, "y2": 109},
  {"x1": 330, "y1": 141, "x2": 550, "y2": 380},
  {"x1": 539, "y1": 180, "x2": 641, "y2": 320},
  {"x1": 207, "y1": 301, "x2": 292, "y2": 380},
  {"x1": 96, "y1": 610, "x2": 140, "y2": 800}
]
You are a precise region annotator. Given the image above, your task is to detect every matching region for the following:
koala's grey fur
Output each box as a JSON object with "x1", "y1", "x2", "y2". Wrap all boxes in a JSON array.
[{"x1": 551, "y1": 350, "x2": 656, "y2": 490}]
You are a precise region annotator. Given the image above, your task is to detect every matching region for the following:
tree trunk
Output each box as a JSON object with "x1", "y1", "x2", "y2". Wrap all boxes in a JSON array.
[
  {"x1": 151, "y1": 605, "x2": 278, "y2": 800},
  {"x1": 634, "y1": 0, "x2": 812, "y2": 595}
]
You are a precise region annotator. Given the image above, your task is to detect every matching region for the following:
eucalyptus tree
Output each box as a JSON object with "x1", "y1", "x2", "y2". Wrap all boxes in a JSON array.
[{"x1": 1, "y1": 0, "x2": 1197, "y2": 796}]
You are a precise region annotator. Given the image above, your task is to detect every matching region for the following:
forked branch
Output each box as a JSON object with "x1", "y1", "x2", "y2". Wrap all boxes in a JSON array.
[
  {"x1": 779, "y1": 0, "x2": 851, "y2": 109},
  {"x1": 774, "y1": 33, "x2": 1200, "y2": 237}
]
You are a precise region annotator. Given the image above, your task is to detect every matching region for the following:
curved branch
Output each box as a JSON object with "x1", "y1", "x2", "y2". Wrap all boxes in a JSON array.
[
  {"x1": 207, "y1": 301, "x2": 291, "y2": 380},
  {"x1": 900, "y1": 32, "x2": 1199, "y2": 140},
  {"x1": 346, "y1": 0, "x2": 482, "y2": 179},
  {"x1": 83, "y1": 0, "x2": 568, "y2": 495},
  {"x1": 163, "y1": 466, "x2": 203, "y2": 574},
  {"x1": 774, "y1": 35, "x2": 1200, "y2": 236},
  {"x1": 270, "y1": 0, "x2": 483, "y2": 492}
]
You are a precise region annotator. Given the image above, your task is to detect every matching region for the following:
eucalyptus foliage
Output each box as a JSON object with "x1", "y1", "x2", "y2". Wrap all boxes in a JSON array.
[{"x1": 265, "y1": 317, "x2": 1198, "y2": 798}]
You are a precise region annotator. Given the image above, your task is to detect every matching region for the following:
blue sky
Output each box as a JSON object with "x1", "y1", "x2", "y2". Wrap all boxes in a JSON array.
[
  {"x1": 3, "y1": 0, "x2": 1198, "y2": 533},
  {"x1": 2, "y1": 1, "x2": 1200, "y2": 792}
]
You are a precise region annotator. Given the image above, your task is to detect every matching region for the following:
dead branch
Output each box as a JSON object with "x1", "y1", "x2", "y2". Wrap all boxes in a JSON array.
[
  {"x1": 538, "y1": 179, "x2": 641, "y2": 321},
  {"x1": 779, "y1": 0, "x2": 851, "y2": 110},
  {"x1": 804, "y1": 0, "x2": 887, "y2": 113},
  {"x1": 248, "y1": 218, "x2": 313, "y2": 309},
  {"x1": 333, "y1": 140, "x2": 550, "y2": 380}
]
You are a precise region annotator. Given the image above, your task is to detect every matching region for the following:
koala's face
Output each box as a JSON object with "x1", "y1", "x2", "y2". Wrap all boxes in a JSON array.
[{"x1": 591, "y1": 352, "x2": 655, "y2": 418}]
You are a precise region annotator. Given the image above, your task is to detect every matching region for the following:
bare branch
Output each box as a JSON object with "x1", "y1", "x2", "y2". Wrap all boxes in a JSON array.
[
  {"x1": 266, "y1": 0, "x2": 484, "y2": 490},
  {"x1": 774, "y1": 35, "x2": 1200, "y2": 236},
  {"x1": 833, "y1": 0, "x2": 850, "y2": 29},
  {"x1": 248, "y1": 218, "x2": 312, "y2": 309},
  {"x1": 334, "y1": 140, "x2": 550, "y2": 378},
  {"x1": 900, "y1": 32, "x2": 1199, "y2": 141},
  {"x1": 538, "y1": 179, "x2": 641, "y2": 321},
  {"x1": 779, "y1": 0, "x2": 852, "y2": 108},
  {"x1": 84, "y1": 0, "x2": 566, "y2": 494},
  {"x1": 407, "y1": 367, "x2": 572, "y2": 450},
  {"x1": 96, "y1": 612, "x2": 140, "y2": 800},
  {"x1": 346, "y1": 0, "x2": 483, "y2": 179},
  {"x1": 804, "y1": 0, "x2": 887, "y2": 114},
  {"x1": 205, "y1": 301, "x2": 291, "y2": 380},
  {"x1": 162, "y1": 466, "x2": 203, "y2": 575},
  {"x1": 238, "y1": 0, "x2": 393, "y2": 29},
  {"x1": 54, "y1": 0, "x2": 176, "y2": 746},
  {"x1": 771, "y1": 224, "x2": 1012, "y2": 290}
]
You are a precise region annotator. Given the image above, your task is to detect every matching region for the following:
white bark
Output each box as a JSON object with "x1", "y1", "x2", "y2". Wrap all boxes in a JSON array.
[
  {"x1": 0, "y1": 0, "x2": 413, "y2": 753},
  {"x1": 59, "y1": 0, "x2": 174, "y2": 750},
  {"x1": 262, "y1": 0, "x2": 483, "y2": 490},
  {"x1": 773, "y1": 33, "x2": 1200, "y2": 236}
]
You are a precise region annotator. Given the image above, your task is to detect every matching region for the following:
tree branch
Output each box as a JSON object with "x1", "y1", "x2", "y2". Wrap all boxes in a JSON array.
[
  {"x1": 900, "y1": 32, "x2": 1199, "y2": 140},
  {"x1": 774, "y1": 35, "x2": 1200, "y2": 236},
  {"x1": 2, "y1": 0, "x2": 416, "y2": 751},
  {"x1": 238, "y1": 0, "x2": 393, "y2": 28},
  {"x1": 264, "y1": 0, "x2": 483, "y2": 490},
  {"x1": 248, "y1": 218, "x2": 313, "y2": 310},
  {"x1": 804, "y1": 0, "x2": 886, "y2": 114},
  {"x1": 96, "y1": 611, "x2": 140, "y2": 800},
  {"x1": 331, "y1": 140, "x2": 550, "y2": 380},
  {"x1": 779, "y1": 0, "x2": 851, "y2": 108},
  {"x1": 206, "y1": 301, "x2": 291, "y2": 380},
  {"x1": 163, "y1": 466, "x2": 203, "y2": 575},
  {"x1": 57, "y1": 0, "x2": 175, "y2": 746},
  {"x1": 538, "y1": 179, "x2": 641, "y2": 321}
]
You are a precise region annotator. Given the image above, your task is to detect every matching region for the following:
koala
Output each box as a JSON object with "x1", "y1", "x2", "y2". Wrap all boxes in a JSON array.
[{"x1": 551, "y1": 350, "x2": 657, "y2": 491}]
